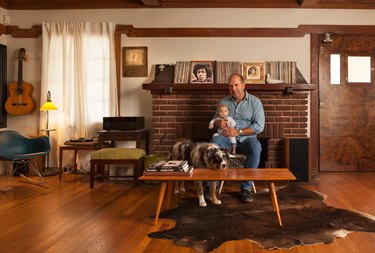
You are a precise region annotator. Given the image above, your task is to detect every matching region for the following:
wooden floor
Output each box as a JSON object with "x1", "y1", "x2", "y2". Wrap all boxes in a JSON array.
[{"x1": 1, "y1": 172, "x2": 375, "y2": 253}]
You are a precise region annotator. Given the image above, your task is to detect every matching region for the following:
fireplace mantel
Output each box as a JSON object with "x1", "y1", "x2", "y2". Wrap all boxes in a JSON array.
[{"x1": 142, "y1": 83, "x2": 317, "y2": 95}]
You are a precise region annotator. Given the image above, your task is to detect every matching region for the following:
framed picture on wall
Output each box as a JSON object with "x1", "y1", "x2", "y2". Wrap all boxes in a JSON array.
[
  {"x1": 189, "y1": 61, "x2": 215, "y2": 84},
  {"x1": 243, "y1": 62, "x2": 265, "y2": 84},
  {"x1": 122, "y1": 46, "x2": 148, "y2": 77}
]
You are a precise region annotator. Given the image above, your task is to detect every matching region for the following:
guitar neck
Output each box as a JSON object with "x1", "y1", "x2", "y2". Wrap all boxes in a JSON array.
[{"x1": 17, "y1": 58, "x2": 23, "y2": 94}]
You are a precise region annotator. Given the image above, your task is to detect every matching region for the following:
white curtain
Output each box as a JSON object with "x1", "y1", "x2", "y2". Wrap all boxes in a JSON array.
[{"x1": 40, "y1": 22, "x2": 118, "y2": 169}]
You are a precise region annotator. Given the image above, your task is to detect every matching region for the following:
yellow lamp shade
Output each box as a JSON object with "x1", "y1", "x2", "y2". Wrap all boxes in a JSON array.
[{"x1": 40, "y1": 101, "x2": 58, "y2": 111}]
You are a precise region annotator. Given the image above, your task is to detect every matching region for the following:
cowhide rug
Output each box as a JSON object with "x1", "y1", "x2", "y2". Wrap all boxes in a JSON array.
[{"x1": 148, "y1": 184, "x2": 375, "y2": 252}]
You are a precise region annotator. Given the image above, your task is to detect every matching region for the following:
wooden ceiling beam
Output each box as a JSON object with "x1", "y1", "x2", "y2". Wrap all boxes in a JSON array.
[
  {"x1": 0, "y1": 0, "x2": 8, "y2": 9},
  {"x1": 1, "y1": 23, "x2": 375, "y2": 38},
  {"x1": 0, "y1": 24, "x2": 42, "y2": 38},
  {"x1": 157, "y1": 0, "x2": 299, "y2": 8},
  {"x1": 116, "y1": 24, "x2": 375, "y2": 37},
  {"x1": 2, "y1": 0, "x2": 375, "y2": 9},
  {"x1": 140, "y1": 0, "x2": 161, "y2": 7},
  {"x1": 296, "y1": 0, "x2": 375, "y2": 9},
  {"x1": 4, "y1": 0, "x2": 145, "y2": 10}
]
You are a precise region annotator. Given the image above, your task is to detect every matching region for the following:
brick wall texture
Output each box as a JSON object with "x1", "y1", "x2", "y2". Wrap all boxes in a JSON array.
[{"x1": 151, "y1": 93, "x2": 309, "y2": 168}]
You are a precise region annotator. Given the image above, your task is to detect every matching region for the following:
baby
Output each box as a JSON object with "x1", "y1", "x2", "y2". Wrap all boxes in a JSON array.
[{"x1": 208, "y1": 104, "x2": 236, "y2": 154}]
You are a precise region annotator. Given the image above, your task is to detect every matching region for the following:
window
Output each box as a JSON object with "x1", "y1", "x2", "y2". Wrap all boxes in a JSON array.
[
  {"x1": 330, "y1": 54, "x2": 340, "y2": 85},
  {"x1": 347, "y1": 56, "x2": 371, "y2": 84},
  {"x1": 329, "y1": 54, "x2": 373, "y2": 85}
]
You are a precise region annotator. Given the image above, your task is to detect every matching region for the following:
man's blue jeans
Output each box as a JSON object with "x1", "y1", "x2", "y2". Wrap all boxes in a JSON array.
[{"x1": 211, "y1": 135, "x2": 262, "y2": 192}]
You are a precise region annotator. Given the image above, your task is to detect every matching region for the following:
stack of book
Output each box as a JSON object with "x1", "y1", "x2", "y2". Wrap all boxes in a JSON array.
[
  {"x1": 264, "y1": 61, "x2": 298, "y2": 84},
  {"x1": 215, "y1": 61, "x2": 242, "y2": 83},
  {"x1": 143, "y1": 160, "x2": 194, "y2": 176}
]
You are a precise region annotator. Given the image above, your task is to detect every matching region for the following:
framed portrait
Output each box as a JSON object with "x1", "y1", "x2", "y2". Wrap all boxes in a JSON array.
[
  {"x1": 189, "y1": 61, "x2": 215, "y2": 84},
  {"x1": 122, "y1": 46, "x2": 148, "y2": 77},
  {"x1": 243, "y1": 62, "x2": 265, "y2": 84}
]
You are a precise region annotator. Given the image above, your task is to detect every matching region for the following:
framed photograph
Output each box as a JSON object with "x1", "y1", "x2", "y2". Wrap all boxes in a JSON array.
[
  {"x1": 243, "y1": 62, "x2": 265, "y2": 84},
  {"x1": 122, "y1": 46, "x2": 148, "y2": 77},
  {"x1": 189, "y1": 61, "x2": 215, "y2": 84}
]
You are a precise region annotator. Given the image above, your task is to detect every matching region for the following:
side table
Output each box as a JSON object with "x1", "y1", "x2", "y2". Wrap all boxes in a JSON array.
[{"x1": 59, "y1": 143, "x2": 101, "y2": 180}]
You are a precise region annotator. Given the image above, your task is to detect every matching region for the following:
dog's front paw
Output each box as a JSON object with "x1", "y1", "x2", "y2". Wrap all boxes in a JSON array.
[
  {"x1": 198, "y1": 195, "x2": 207, "y2": 207},
  {"x1": 199, "y1": 201, "x2": 207, "y2": 207},
  {"x1": 212, "y1": 199, "x2": 222, "y2": 205},
  {"x1": 179, "y1": 187, "x2": 186, "y2": 192}
]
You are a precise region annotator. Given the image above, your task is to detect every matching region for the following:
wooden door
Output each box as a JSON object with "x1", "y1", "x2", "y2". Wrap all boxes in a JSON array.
[{"x1": 319, "y1": 35, "x2": 375, "y2": 172}]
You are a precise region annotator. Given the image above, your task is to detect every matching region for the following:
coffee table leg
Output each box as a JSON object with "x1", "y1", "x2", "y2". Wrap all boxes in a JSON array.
[
  {"x1": 154, "y1": 181, "x2": 167, "y2": 226},
  {"x1": 269, "y1": 186, "x2": 276, "y2": 212},
  {"x1": 268, "y1": 182, "x2": 282, "y2": 226}
]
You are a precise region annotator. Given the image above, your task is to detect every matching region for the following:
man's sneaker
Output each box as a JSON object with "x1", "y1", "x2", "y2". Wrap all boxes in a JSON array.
[{"x1": 240, "y1": 189, "x2": 253, "y2": 203}]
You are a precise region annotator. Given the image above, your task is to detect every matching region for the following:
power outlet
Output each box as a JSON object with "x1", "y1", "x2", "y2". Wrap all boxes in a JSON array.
[{"x1": 3, "y1": 15, "x2": 10, "y2": 24}]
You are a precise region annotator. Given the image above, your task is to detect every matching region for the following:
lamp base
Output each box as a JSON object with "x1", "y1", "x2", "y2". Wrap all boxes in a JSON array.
[{"x1": 42, "y1": 167, "x2": 58, "y2": 176}]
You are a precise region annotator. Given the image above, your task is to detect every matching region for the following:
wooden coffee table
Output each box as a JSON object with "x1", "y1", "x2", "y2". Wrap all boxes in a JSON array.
[{"x1": 139, "y1": 168, "x2": 296, "y2": 226}]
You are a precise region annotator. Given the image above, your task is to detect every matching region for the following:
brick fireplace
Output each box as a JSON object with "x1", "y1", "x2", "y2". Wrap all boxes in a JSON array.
[{"x1": 143, "y1": 83, "x2": 315, "y2": 168}]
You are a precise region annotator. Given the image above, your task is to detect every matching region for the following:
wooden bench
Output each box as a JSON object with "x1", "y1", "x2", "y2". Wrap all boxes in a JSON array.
[{"x1": 139, "y1": 168, "x2": 296, "y2": 226}]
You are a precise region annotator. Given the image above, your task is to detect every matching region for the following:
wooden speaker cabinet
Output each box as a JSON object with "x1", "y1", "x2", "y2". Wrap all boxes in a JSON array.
[{"x1": 283, "y1": 137, "x2": 310, "y2": 182}]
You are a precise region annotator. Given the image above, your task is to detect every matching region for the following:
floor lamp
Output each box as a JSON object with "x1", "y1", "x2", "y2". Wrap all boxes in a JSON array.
[{"x1": 40, "y1": 90, "x2": 58, "y2": 176}]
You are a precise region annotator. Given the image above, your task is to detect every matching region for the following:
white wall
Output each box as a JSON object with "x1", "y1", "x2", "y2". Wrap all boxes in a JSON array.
[{"x1": 1, "y1": 8, "x2": 375, "y2": 135}]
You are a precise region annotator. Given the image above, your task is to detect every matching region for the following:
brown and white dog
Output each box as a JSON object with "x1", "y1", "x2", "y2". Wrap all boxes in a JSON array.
[{"x1": 171, "y1": 140, "x2": 230, "y2": 207}]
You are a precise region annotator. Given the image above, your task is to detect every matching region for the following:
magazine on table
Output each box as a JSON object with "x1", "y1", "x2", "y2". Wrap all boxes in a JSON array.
[
  {"x1": 161, "y1": 160, "x2": 188, "y2": 171},
  {"x1": 147, "y1": 160, "x2": 167, "y2": 171},
  {"x1": 146, "y1": 160, "x2": 189, "y2": 172},
  {"x1": 143, "y1": 166, "x2": 194, "y2": 176}
]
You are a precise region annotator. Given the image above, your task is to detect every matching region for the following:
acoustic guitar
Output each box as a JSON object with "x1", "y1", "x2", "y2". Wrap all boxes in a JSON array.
[{"x1": 5, "y1": 48, "x2": 36, "y2": 115}]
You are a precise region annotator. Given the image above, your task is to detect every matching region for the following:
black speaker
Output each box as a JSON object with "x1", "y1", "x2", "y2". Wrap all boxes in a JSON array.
[
  {"x1": 284, "y1": 138, "x2": 310, "y2": 182},
  {"x1": 103, "y1": 117, "x2": 144, "y2": 131}
]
